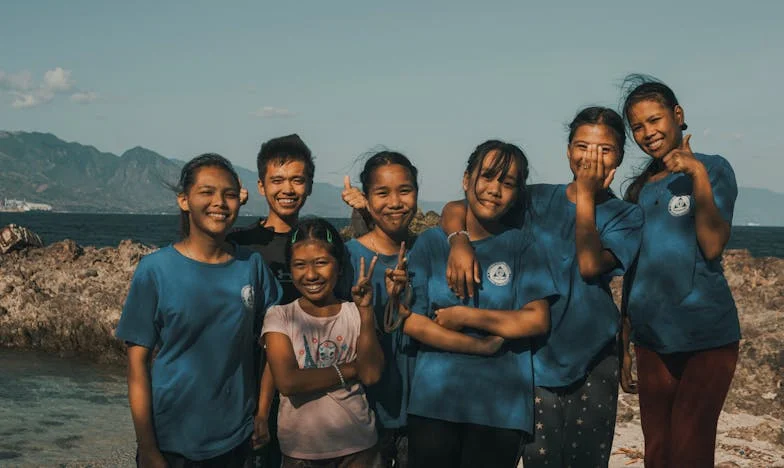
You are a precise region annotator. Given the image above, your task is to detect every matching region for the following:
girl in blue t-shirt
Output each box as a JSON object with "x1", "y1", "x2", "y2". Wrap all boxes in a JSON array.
[
  {"x1": 116, "y1": 154, "x2": 282, "y2": 467},
  {"x1": 440, "y1": 108, "x2": 643, "y2": 467},
  {"x1": 341, "y1": 151, "x2": 508, "y2": 468},
  {"x1": 401, "y1": 140, "x2": 559, "y2": 468},
  {"x1": 620, "y1": 75, "x2": 740, "y2": 467}
]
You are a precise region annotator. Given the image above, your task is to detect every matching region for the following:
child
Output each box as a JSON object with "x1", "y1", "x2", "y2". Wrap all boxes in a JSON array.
[
  {"x1": 402, "y1": 140, "x2": 559, "y2": 468},
  {"x1": 228, "y1": 134, "x2": 315, "y2": 467},
  {"x1": 621, "y1": 75, "x2": 739, "y2": 467},
  {"x1": 261, "y1": 218, "x2": 385, "y2": 467},
  {"x1": 116, "y1": 154, "x2": 282, "y2": 467}
]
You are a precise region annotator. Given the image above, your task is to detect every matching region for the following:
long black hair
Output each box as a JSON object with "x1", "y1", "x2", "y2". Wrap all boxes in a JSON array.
[
  {"x1": 620, "y1": 74, "x2": 687, "y2": 203},
  {"x1": 173, "y1": 153, "x2": 240, "y2": 237}
]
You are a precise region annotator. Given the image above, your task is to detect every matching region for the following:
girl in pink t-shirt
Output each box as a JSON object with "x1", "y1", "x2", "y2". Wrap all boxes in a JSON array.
[{"x1": 262, "y1": 218, "x2": 385, "y2": 467}]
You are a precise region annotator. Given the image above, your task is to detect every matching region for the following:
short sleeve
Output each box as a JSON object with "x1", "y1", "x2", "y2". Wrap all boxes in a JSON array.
[
  {"x1": 516, "y1": 242, "x2": 560, "y2": 307},
  {"x1": 600, "y1": 203, "x2": 643, "y2": 277},
  {"x1": 257, "y1": 256, "x2": 283, "y2": 315},
  {"x1": 708, "y1": 156, "x2": 737, "y2": 224},
  {"x1": 261, "y1": 305, "x2": 289, "y2": 337},
  {"x1": 407, "y1": 232, "x2": 433, "y2": 317},
  {"x1": 115, "y1": 258, "x2": 160, "y2": 349}
]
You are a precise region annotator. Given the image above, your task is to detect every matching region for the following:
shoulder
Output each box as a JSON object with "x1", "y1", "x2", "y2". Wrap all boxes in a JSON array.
[
  {"x1": 411, "y1": 227, "x2": 446, "y2": 251},
  {"x1": 602, "y1": 197, "x2": 643, "y2": 220},
  {"x1": 226, "y1": 219, "x2": 272, "y2": 245},
  {"x1": 696, "y1": 153, "x2": 734, "y2": 174},
  {"x1": 135, "y1": 246, "x2": 176, "y2": 272},
  {"x1": 529, "y1": 183, "x2": 562, "y2": 199},
  {"x1": 267, "y1": 301, "x2": 297, "y2": 321}
]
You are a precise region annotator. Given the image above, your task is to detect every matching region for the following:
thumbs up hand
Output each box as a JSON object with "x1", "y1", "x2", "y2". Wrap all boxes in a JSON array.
[{"x1": 342, "y1": 175, "x2": 368, "y2": 210}]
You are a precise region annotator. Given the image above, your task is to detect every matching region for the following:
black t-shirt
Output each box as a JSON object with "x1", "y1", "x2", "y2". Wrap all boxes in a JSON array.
[{"x1": 227, "y1": 218, "x2": 300, "y2": 304}]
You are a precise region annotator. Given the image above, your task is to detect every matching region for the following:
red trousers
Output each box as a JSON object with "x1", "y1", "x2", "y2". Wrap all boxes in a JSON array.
[{"x1": 636, "y1": 342, "x2": 739, "y2": 468}]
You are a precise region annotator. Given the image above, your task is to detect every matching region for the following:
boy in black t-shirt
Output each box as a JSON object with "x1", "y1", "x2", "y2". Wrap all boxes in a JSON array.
[{"x1": 228, "y1": 134, "x2": 314, "y2": 468}]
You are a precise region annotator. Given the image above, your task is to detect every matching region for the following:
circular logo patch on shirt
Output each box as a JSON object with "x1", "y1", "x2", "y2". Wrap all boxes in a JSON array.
[
  {"x1": 486, "y1": 262, "x2": 512, "y2": 286},
  {"x1": 241, "y1": 284, "x2": 255, "y2": 311},
  {"x1": 668, "y1": 195, "x2": 691, "y2": 217}
]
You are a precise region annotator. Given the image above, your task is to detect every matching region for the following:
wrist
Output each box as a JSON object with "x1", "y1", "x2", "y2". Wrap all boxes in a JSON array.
[
  {"x1": 687, "y1": 160, "x2": 707, "y2": 178},
  {"x1": 447, "y1": 230, "x2": 470, "y2": 245}
]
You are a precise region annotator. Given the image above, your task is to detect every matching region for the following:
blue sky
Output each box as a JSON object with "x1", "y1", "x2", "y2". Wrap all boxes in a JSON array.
[{"x1": 1, "y1": 1, "x2": 782, "y2": 201}]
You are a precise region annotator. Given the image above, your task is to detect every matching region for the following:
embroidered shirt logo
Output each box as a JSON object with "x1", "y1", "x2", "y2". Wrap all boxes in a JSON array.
[
  {"x1": 241, "y1": 284, "x2": 255, "y2": 311},
  {"x1": 668, "y1": 195, "x2": 691, "y2": 217},
  {"x1": 487, "y1": 262, "x2": 512, "y2": 286}
]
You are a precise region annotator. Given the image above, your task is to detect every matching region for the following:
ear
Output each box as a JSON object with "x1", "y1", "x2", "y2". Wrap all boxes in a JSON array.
[
  {"x1": 462, "y1": 171, "x2": 470, "y2": 193},
  {"x1": 674, "y1": 104, "x2": 685, "y2": 128},
  {"x1": 257, "y1": 179, "x2": 266, "y2": 197},
  {"x1": 176, "y1": 192, "x2": 190, "y2": 212}
]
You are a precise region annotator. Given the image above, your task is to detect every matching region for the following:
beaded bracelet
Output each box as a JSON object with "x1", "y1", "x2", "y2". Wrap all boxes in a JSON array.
[
  {"x1": 446, "y1": 230, "x2": 470, "y2": 243},
  {"x1": 332, "y1": 363, "x2": 346, "y2": 388}
]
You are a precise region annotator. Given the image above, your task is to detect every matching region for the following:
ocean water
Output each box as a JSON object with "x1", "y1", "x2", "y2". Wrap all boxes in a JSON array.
[
  {"x1": 0, "y1": 212, "x2": 782, "y2": 258},
  {"x1": 0, "y1": 349, "x2": 134, "y2": 467}
]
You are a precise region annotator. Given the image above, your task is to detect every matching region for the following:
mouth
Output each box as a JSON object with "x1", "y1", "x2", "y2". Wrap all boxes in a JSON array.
[
  {"x1": 207, "y1": 212, "x2": 229, "y2": 221},
  {"x1": 301, "y1": 282, "x2": 326, "y2": 294},
  {"x1": 383, "y1": 211, "x2": 410, "y2": 220},
  {"x1": 276, "y1": 197, "x2": 299, "y2": 208},
  {"x1": 478, "y1": 199, "x2": 501, "y2": 208},
  {"x1": 645, "y1": 138, "x2": 664, "y2": 153}
]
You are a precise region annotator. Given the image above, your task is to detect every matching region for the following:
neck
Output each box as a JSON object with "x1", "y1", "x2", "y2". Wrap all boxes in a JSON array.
[
  {"x1": 263, "y1": 212, "x2": 297, "y2": 233},
  {"x1": 180, "y1": 229, "x2": 231, "y2": 263},
  {"x1": 298, "y1": 295, "x2": 341, "y2": 317},
  {"x1": 367, "y1": 227, "x2": 408, "y2": 255},
  {"x1": 466, "y1": 209, "x2": 504, "y2": 241}
]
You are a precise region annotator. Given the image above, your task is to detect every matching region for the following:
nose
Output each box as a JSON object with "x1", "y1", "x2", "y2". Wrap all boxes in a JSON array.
[
  {"x1": 213, "y1": 192, "x2": 229, "y2": 207},
  {"x1": 643, "y1": 123, "x2": 657, "y2": 140},
  {"x1": 281, "y1": 179, "x2": 295, "y2": 194},
  {"x1": 487, "y1": 179, "x2": 502, "y2": 197},
  {"x1": 304, "y1": 263, "x2": 319, "y2": 280},
  {"x1": 388, "y1": 192, "x2": 403, "y2": 208}
]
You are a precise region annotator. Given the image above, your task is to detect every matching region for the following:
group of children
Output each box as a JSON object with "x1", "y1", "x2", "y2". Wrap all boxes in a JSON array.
[{"x1": 116, "y1": 75, "x2": 740, "y2": 468}]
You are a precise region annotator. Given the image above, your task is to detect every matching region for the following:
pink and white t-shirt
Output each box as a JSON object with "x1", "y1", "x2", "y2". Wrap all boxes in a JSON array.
[{"x1": 262, "y1": 300, "x2": 377, "y2": 459}]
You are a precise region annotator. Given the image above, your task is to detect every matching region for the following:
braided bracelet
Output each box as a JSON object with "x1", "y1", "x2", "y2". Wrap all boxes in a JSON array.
[{"x1": 446, "y1": 230, "x2": 469, "y2": 243}]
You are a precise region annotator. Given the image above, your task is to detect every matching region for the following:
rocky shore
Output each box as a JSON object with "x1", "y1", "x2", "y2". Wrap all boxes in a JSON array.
[{"x1": 1, "y1": 221, "x2": 782, "y2": 466}]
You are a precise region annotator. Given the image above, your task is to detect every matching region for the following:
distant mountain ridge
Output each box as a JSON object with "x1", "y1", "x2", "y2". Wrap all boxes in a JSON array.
[{"x1": 0, "y1": 130, "x2": 780, "y2": 225}]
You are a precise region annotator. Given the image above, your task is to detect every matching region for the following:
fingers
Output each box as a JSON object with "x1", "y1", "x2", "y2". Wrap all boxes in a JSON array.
[
  {"x1": 397, "y1": 241, "x2": 406, "y2": 269},
  {"x1": 358, "y1": 256, "x2": 366, "y2": 279},
  {"x1": 366, "y1": 255, "x2": 378, "y2": 279},
  {"x1": 465, "y1": 269, "x2": 475, "y2": 298},
  {"x1": 473, "y1": 260, "x2": 481, "y2": 285},
  {"x1": 454, "y1": 272, "x2": 466, "y2": 300},
  {"x1": 595, "y1": 144, "x2": 604, "y2": 179},
  {"x1": 344, "y1": 175, "x2": 352, "y2": 191}
]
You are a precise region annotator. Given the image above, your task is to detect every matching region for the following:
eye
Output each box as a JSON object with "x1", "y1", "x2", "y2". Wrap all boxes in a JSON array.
[{"x1": 293, "y1": 177, "x2": 306, "y2": 185}]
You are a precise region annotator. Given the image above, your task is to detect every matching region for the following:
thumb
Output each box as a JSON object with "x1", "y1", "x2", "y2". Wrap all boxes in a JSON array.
[
  {"x1": 343, "y1": 175, "x2": 352, "y2": 190},
  {"x1": 681, "y1": 134, "x2": 692, "y2": 151},
  {"x1": 604, "y1": 168, "x2": 617, "y2": 189}
]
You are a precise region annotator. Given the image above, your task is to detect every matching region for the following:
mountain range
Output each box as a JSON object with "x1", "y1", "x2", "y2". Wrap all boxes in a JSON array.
[{"x1": 0, "y1": 131, "x2": 781, "y2": 225}]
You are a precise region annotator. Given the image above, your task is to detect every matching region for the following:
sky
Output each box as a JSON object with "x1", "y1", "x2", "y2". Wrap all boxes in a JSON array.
[{"x1": 1, "y1": 1, "x2": 782, "y2": 202}]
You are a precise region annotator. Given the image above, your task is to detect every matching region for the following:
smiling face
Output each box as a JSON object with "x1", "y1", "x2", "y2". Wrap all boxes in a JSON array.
[
  {"x1": 259, "y1": 159, "x2": 310, "y2": 222},
  {"x1": 177, "y1": 165, "x2": 240, "y2": 238},
  {"x1": 567, "y1": 124, "x2": 623, "y2": 177},
  {"x1": 463, "y1": 150, "x2": 520, "y2": 223},
  {"x1": 290, "y1": 240, "x2": 340, "y2": 306},
  {"x1": 627, "y1": 99, "x2": 685, "y2": 159},
  {"x1": 366, "y1": 164, "x2": 418, "y2": 237}
]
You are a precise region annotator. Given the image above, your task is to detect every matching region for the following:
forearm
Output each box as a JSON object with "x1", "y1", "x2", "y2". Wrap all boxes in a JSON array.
[
  {"x1": 456, "y1": 303, "x2": 549, "y2": 339},
  {"x1": 272, "y1": 363, "x2": 358, "y2": 396},
  {"x1": 355, "y1": 305, "x2": 385, "y2": 385},
  {"x1": 127, "y1": 360, "x2": 158, "y2": 451},
  {"x1": 440, "y1": 200, "x2": 468, "y2": 234},
  {"x1": 403, "y1": 314, "x2": 496, "y2": 354},
  {"x1": 575, "y1": 192, "x2": 618, "y2": 278},
  {"x1": 691, "y1": 167, "x2": 731, "y2": 260},
  {"x1": 256, "y1": 362, "x2": 276, "y2": 418}
]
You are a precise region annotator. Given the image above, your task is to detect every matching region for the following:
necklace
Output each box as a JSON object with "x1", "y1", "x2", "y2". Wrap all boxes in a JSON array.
[{"x1": 369, "y1": 233, "x2": 401, "y2": 268}]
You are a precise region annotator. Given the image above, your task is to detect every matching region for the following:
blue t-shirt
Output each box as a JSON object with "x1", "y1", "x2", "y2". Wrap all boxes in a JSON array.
[
  {"x1": 626, "y1": 153, "x2": 740, "y2": 353},
  {"x1": 343, "y1": 239, "x2": 417, "y2": 430},
  {"x1": 115, "y1": 245, "x2": 282, "y2": 460},
  {"x1": 528, "y1": 184, "x2": 643, "y2": 387},
  {"x1": 406, "y1": 227, "x2": 558, "y2": 433}
]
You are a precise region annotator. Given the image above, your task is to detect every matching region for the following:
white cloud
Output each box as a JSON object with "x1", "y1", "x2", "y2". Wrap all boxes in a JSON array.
[
  {"x1": 0, "y1": 67, "x2": 92, "y2": 109},
  {"x1": 70, "y1": 91, "x2": 99, "y2": 104},
  {"x1": 43, "y1": 67, "x2": 74, "y2": 92},
  {"x1": 250, "y1": 106, "x2": 296, "y2": 118}
]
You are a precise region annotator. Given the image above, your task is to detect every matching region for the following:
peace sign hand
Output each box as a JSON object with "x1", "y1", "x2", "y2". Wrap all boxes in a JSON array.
[
  {"x1": 342, "y1": 175, "x2": 368, "y2": 210},
  {"x1": 575, "y1": 144, "x2": 616, "y2": 196},
  {"x1": 351, "y1": 255, "x2": 378, "y2": 308},
  {"x1": 663, "y1": 134, "x2": 700, "y2": 176},
  {"x1": 385, "y1": 242, "x2": 408, "y2": 299}
]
